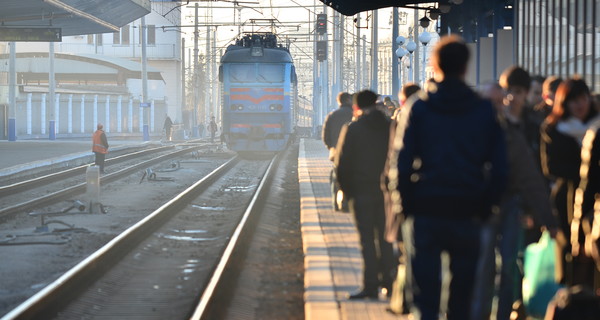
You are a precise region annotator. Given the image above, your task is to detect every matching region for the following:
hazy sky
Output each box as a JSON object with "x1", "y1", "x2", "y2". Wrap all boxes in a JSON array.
[{"x1": 180, "y1": 0, "x2": 402, "y2": 52}]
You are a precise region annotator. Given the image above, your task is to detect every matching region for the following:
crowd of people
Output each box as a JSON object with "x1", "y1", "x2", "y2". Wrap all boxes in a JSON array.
[{"x1": 321, "y1": 35, "x2": 600, "y2": 319}]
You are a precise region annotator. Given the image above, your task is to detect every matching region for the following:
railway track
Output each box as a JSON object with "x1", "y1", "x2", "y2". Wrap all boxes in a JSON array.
[
  {"x1": 2, "y1": 151, "x2": 284, "y2": 320},
  {"x1": 0, "y1": 143, "x2": 208, "y2": 220}
]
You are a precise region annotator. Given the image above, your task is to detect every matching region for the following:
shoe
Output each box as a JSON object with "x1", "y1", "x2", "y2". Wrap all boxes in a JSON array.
[{"x1": 348, "y1": 289, "x2": 378, "y2": 300}]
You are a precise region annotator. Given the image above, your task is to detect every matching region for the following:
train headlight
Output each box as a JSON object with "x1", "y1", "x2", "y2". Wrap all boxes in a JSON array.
[
  {"x1": 269, "y1": 104, "x2": 283, "y2": 111},
  {"x1": 230, "y1": 104, "x2": 244, "y2": 111}
]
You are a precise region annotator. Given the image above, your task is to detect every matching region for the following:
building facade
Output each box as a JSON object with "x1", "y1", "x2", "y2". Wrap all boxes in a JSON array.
[{"x1": 1, "y1": 1, "x2": 183, "y2": 139}]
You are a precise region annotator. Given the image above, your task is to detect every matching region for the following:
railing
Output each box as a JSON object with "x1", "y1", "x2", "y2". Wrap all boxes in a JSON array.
[{"x1": 56, "y1": 43, "x2": 178, "y2": 60}]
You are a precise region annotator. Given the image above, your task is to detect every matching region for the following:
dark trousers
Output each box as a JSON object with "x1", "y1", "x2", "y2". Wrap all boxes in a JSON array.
[
  {"x1": 471, "y1": 197, "x2": 523, "y2": 320},
  {"x1": 330, "y1": 169, "x2": 348, "y2": 211},
  {"x1": 94, "y1": 152, "x2": 106, "y2": 173},
  {"x1": 350, "y1": 193, "x2": 395, "y2": 292},
  {"x1": 403, "y1": 215, "x2": 482, "y2": 320}
]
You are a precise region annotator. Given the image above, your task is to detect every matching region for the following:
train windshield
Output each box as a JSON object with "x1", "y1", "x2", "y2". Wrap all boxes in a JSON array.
[
  {"x1": 257, "y1": 64, "x2": 284, "y2": 83},
  {"x1": 228, "y1": 63, "x2": 284, "y2": 83},
  {"x1": 229, "y1": 64, "x2": 255, "y2": 83}
]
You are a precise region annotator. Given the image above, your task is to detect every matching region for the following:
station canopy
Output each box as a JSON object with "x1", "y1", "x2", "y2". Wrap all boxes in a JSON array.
[
  {"x1": 319, "y1": 0, "x2": 454, "y2": 16},
  {"x1": 1, "y1": 0, "x2": 151, "y2": 37}
]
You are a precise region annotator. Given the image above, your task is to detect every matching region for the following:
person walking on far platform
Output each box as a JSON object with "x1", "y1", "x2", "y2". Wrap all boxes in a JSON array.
[
  {"x1": 163, "y1": 114, "x2": 173, "y2": 141},
  {"x1": 392, "y1": 35, "x2": 508, "y2": 320},
  {"x1": 335, "y1": 90, "x2": 396, "y2": 300},
  {"x1": 322, "y1": 92, "x2": 353, "y2": 212},
  {"x1": 209, "y1": 116, "x2": 218, "y2": 143},
  {"x1": 92, "y1": 123, "x2": 109, "y2": 174}
]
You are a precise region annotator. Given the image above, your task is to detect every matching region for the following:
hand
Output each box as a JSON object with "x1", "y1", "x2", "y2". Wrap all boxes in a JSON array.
[{"x1": 546, "y1": 227, "x2": 559, "y2": 239}]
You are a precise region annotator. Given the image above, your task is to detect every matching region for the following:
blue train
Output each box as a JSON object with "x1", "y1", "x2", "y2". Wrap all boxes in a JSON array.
[{"x1": 219, "y1": 33, "x2": 297, "y2": 153}]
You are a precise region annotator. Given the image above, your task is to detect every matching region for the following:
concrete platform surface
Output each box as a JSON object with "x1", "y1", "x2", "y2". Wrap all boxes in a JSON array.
[
  {"x1": 0, "y1": 138, "x2": 154, "y2": 177},
  {"x1": 299, "y1": 138, "x2": 405, "y2": 320}
]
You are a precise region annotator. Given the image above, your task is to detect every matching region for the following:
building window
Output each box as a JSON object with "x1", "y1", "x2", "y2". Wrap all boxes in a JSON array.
[
  {"x1": 122, "y1": 25, "x2": 130, "y2": 45},
  {"x1": 147, "y1": 25, "x2": 155, "y2": 45},
  {"x1": 139, "y1": 24, "x2": 156, "y2": 45},
  {"x1": 113, "y1": 25, "x2": 130, "y2": 45},
  {"x1": 88, "y1": 34, "x2": 102, "y2": 45}
]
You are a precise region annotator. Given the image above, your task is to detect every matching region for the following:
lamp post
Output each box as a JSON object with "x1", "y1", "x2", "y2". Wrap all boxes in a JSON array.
[
  {"x1": 418, "y1": 31, "x2": 431, "y2": 86},
  {"x1": 405, "y1": 40, "x2": 417, "y2": 82},
  {"x1": 395, "y1": 35, "x2": 408, "y2": 91}
]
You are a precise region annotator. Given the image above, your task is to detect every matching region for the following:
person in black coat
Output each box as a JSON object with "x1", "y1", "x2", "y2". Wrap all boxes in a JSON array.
[
  {"x1": 573, "y1": 119, "x2": 600, "y2": 289},
  {"x1": 541, "y1": 77, "x2": 600, "y2": 286},
  {"x1": 335, "y1": 90, "x2": 395, "y2": 299},
  {"x1": 322, "y1": 92, "x2": 353, "y2": 211}
]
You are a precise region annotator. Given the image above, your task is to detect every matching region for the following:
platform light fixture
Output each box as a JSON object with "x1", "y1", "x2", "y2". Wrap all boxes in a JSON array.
[
  {"x1": 43, "y1": 0, "x2": 119, "y2": 32},
  {"x1": 419, "y1": 16, "x2": 431, "y2": 28}
]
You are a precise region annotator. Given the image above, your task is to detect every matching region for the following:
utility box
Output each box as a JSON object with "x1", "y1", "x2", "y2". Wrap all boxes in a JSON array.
[{"x1": 86, "y1": 165, "x2": 100, "y2": 213}]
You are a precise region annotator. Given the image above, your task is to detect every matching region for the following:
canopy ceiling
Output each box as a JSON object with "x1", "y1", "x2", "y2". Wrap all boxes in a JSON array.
[{"x1": 0, "y1": 0, "x2": 151, "y2": 36}]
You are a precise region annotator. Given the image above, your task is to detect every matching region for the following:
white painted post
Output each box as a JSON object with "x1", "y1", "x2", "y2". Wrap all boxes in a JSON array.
[
  {"x1": 128, "y1": 97, "x2": 133, "y2": 133},
  {"x1": 80, "y1": 95, "x2": 85, "y2": 133},
  {"x1": 105, "y1": 95, "x2": 110, "y2": 133},
  {"x1": 41, "y1": 93, "x2": 47, "y2": 134},
  {"x1": 150, "y1": 99, "x2": 155, "y2": 132},
  {"x1": 27, "y1": 93, "x2": 32, "y2": 135},
  {"x1": 54, "y1": 93, "x2": 60, "y2": 134},
  {"x1": 68, "y1": 94, "x2": 73, "y2": 133},
  {"x1": 139, "y1": 100, "x2": 144, "y2": 133},
  {"x1": 117, "y1": 95, "x2": 122, "y2": 133},
  {"x1": 93, "y1": 94, "x2": 98, "y2": 129}
]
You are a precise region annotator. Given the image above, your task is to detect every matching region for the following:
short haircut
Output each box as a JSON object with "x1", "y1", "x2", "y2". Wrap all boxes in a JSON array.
[
  {"x1": 543, "y1": 76, "x2": 563, "y2": 94},
  {"x1": 337, "y1": 92, "x2": 353, "y2": 106},
  {"x1": 499, "y1": 66, "x2": 531, "y2": 91},
  {"x1": 353, "y1": 90, "x2": 378, "y2": 109},
  {"x1": 431, "y1": 35, "x2": 469, "y2": 78},
  {"x1": 401, "y1": 83, "x2": 421, "y2": 100},
  {"x1": 531, "y1": 75, "x2": 546, "y2": 85}
]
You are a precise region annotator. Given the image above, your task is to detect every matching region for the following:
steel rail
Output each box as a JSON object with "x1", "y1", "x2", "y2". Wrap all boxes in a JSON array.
[
  {"x1": 0, "y1": 145, "x2": 175, "y2": 198},
  {"x1": 190, "y1": 153, "x2": 281, "y2": 320},
  {"x1": 1, "y1": 156, "x2": 240, "y2": 320},
  {"x1": 0, "y1": 145, "x2": 205, "y2": 219}
]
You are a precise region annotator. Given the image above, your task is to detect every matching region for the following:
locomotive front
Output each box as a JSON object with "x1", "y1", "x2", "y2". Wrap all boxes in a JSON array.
[{"x1": 219, "y1": 33, "x2": 297, "y2": 154}]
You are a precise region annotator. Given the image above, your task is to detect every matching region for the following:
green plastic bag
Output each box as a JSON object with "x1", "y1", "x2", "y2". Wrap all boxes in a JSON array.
[{"x1": 522, "y1": 231, "x2": 562, "y2": 318}]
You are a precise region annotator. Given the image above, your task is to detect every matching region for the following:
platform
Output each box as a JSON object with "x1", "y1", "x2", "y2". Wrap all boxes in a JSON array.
[
  {"x1": 0, "y1": 138, "x2": 156, "y2": 178},
  {"x1": 299, "y1": 138, "x2": 404, "y2": 320}
]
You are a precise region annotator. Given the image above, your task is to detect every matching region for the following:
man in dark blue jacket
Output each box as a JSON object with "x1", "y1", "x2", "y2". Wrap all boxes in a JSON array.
[{"x1": 392, "y1": 35, "x2": 508, "y2": 320}]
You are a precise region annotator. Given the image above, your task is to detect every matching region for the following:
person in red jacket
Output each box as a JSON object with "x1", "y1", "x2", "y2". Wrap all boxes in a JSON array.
[{"x1": 92, "y1": 123, "x2": 109, "y2": 173}]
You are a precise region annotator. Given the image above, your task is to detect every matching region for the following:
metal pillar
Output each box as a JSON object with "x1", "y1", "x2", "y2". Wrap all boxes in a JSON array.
[
  {"x1": 8, "y1": 42, "x2": 16, "y2": 141},
  {"x1": 193, "y1": 3, "x2": 199, "y2": 136},
  {"x1": 355, "y1": 13, "x2": 361, "y2": 92},
  {"x1": 370, "y1": 10, "x2": 378, "y2": 92},
  {"x1": 392, "y1": 8, "x2": 399, "y2": 99},
  {"x1": 49, "y1": 42, "x2": 56, "y2": 140},
  {"x1": 141, "y1": 16, "x2": 149, "y2": 141}
]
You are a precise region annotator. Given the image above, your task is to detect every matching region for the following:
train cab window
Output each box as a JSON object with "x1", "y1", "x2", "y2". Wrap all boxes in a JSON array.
[
  {"x1": 229, "y1": 64, "x2": 255, "y2": 83},
  {"x1": 257, "y1": 64, "x2": 284, "y2": 83}
]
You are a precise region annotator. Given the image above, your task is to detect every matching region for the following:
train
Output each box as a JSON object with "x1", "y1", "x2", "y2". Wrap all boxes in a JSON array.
[{"x1": 218, "y1": 32, "x2": 298, "y2": 153}]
